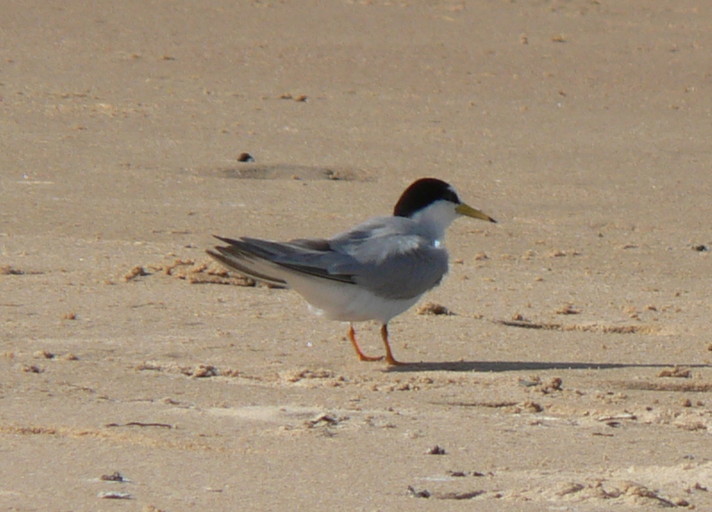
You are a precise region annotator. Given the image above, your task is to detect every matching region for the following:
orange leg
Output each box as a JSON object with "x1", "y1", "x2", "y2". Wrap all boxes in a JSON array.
[
  {"x1": 347, "y1": 324, "x2": 383, "y2": 362},
  {"x1": 380, "y1": 324, "x2": 407, "y2": 366}
]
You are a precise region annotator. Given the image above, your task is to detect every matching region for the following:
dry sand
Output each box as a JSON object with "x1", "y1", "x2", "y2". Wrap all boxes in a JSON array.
[{"x1": 1, "y1": 1, "x2": 711, "y2": 510}]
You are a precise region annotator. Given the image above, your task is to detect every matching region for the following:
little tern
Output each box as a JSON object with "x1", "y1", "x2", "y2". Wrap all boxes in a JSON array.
[{"x1": 207, "y1": 177, "x2": 496, "y2": 365}]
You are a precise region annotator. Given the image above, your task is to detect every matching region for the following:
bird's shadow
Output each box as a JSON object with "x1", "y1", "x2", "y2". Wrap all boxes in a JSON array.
[{"x1": 385, "y1": 360, "x2": 711, "y2": 373}]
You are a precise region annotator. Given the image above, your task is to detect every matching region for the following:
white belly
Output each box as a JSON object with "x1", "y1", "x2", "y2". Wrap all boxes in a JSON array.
[{"x1": 288, "y1": 274, "x2": 422, "y2": 324}]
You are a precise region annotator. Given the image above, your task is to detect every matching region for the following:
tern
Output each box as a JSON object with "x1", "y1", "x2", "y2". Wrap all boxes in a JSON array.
[{"x1": 208, "y1": 178, "x2": 496, "y2": 365}]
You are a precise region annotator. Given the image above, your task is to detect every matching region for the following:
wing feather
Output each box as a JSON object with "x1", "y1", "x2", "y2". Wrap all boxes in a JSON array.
[{"x1": 208, "y1": 214, "x2": 448, "y2": 301}]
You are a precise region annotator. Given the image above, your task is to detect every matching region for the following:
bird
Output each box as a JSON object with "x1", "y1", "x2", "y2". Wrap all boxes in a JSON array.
[{"x1": 207, "y1": 177, "x2": 496, "y2": 365}]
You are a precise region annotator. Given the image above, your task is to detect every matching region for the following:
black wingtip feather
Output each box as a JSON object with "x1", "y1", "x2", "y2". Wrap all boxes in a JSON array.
[{"x1": 206, "y1": 245, "x2": 288, "y2": 287}]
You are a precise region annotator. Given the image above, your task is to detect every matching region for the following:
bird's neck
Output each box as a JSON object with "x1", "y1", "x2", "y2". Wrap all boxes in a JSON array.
[{"x1": 410, "y1": 201, "x2": 458, "y2": 243}]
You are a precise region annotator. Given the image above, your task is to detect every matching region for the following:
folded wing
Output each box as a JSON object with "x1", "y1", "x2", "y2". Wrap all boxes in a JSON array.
[{"x1": 208, "y1": 216, "x2": 449, "y2": 301}]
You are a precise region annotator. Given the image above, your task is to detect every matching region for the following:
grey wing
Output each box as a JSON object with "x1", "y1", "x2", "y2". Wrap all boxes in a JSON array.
[
  {"x1": 328, "y1": 218, "x2": 450, "y2": 300},
  {"x1": 208, "y1": 235, "x2": 359, "y2": 285},
  {"x1": 208, "y1": 216, "x2": 448, "y2": 298},
  {"x1": 345, "y1": 243, "x2": 448, "y2": 300}
]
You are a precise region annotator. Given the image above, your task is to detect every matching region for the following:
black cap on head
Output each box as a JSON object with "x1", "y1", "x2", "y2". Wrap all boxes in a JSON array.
[{"x1": 393, "y1": 178, "x2": 460, "y2": 218}]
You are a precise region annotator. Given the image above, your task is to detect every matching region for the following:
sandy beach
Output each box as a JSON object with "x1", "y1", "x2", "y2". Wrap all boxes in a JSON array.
[{"x1": 1, "y1": 1, "x2": 711, "y2": 510}]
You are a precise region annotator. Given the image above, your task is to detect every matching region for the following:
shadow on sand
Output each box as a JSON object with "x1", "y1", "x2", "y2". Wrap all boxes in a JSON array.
[{"x1": 385, "y1": 360, "x2": 711, "y2": 373}]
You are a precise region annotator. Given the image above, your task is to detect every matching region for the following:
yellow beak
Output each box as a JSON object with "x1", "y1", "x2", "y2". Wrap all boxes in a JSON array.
[{"x1": 455, "y1": 203, "x2": 497, "y2": 223}]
